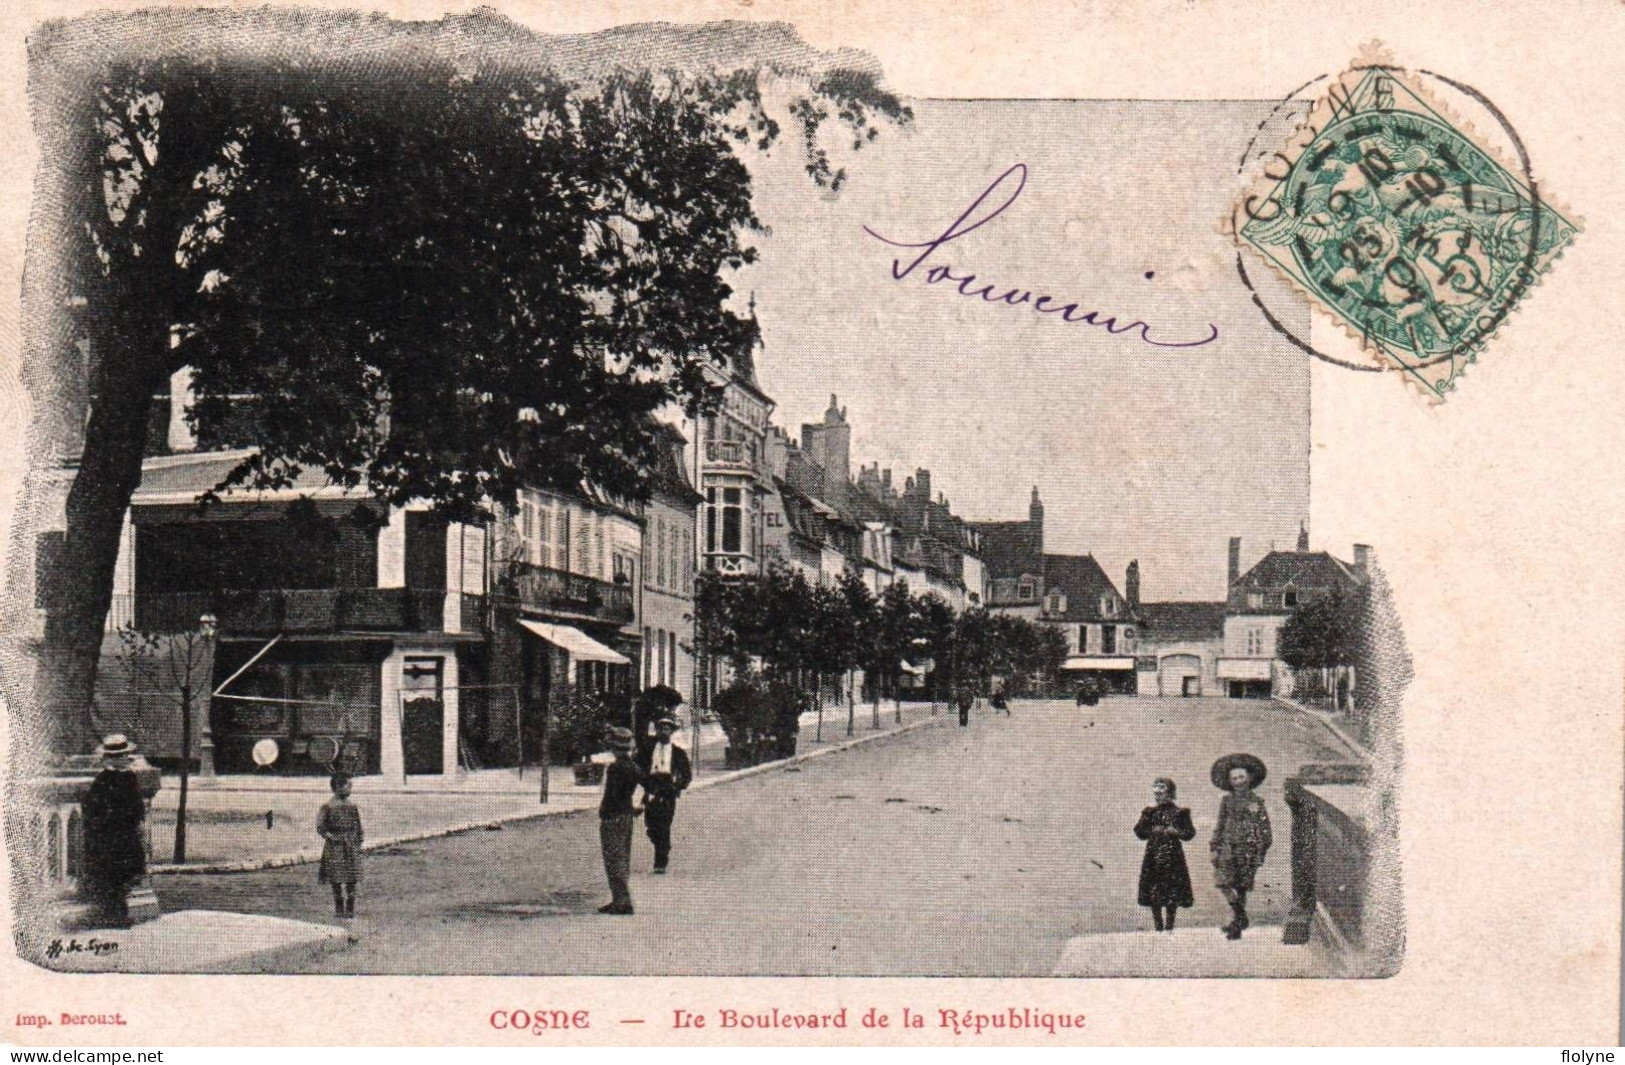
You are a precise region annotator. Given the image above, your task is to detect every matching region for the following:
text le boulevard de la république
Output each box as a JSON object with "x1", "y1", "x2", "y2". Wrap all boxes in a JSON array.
[{"x1": 672, "y1": 1006, "x2": 1086, "y2": 1037}]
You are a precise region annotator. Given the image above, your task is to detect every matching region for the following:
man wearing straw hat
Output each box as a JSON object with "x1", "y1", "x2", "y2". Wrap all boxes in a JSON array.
[
  {"x1": 81, "y1": 735, "x2": 148, "y2": 927},
  {"x1": 636, "y1": 715, "x2": 692, "y2": 875},
  {"x1": 597, "y1": 727, "x2": 646, "y2": 915}
]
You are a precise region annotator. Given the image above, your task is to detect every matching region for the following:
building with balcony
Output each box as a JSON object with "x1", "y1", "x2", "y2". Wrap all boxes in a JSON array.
[
  {"x1": 22, "y1": 352, "x2": 668, "y2": 779},
  {"x1": 698, "y1": 309, "x2": 776, "y2": 578},
  {"x1": 480, "y1": 479, "x2": 643, "y2": 770},
  {"x1": 28, "y1": 448, "x2": 494, "y2": 780}
]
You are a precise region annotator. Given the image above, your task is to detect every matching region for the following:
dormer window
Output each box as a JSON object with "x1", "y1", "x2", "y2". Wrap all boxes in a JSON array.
[
  {"x1": 1046, "y1": 592, "x2": 1065, "y2": 614},
  {"x1": 1283, "y1": 587, "x2": 1299, "y2": 608},
  {"x1": 1101, "y1": 595, "x2": 1117, "y2": 618},
  {"x1": 1018, "y1": 579, "x2": 1036, "y2": 600},
  {"x1": 1247, "y1": 592, "x2": 1263, "y2": 609}
]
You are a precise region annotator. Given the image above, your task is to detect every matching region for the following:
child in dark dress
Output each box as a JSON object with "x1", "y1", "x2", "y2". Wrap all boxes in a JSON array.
[
  {"x1": 317, "y1": 773, "x2": 363, "y2": 918},
  {"x1": 1134, "y1": 777, "x2": 1196, "y2": 931}
]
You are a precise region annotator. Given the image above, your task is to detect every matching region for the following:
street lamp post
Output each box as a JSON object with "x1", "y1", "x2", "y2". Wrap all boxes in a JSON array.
[
  {"x1": 175, "y1": 671, "x2": 191, "y2": 863},
  {"x1": 198, "y1": 614, "x2": 218, "y2": 777},
  {"x1": 173, "y1": 613, "x2": 218, "y2": 864}
]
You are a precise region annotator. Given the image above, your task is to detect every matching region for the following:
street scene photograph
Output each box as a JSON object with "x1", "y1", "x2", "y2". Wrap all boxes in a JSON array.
[{"x1": 5, "y1": 8, "x2": 1406, "y2": 980}]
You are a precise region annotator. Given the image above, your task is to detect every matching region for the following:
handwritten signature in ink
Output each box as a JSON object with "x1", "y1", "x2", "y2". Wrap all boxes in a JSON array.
[{"x1": 862, "y1": 163, "x2": 1218, "y2": 349}]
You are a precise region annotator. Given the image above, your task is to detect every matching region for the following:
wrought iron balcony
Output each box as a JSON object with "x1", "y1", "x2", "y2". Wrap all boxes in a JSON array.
[
  {"x1": 499, "y1": 561, "x2": 635, "y2": 625},
  {"x1": 704, "y1": 438, "x2": 766, "y2": 474},
  {"x1": 110, "y1": 589, "x2": 487, "y2": 636}
]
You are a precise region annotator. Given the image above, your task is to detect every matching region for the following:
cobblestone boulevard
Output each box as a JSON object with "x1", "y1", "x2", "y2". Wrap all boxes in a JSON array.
[{"x1": 154, "y1": 697, "x2": 1355, "y2": 975}]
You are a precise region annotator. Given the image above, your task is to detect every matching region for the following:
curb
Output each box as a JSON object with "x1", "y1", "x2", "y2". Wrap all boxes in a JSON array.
[
  {"x1": 153, "y1": 710, "x2": 951, "y2": 875},
  {"x1": 1273, "y1": 697, "x2": 1371, "y2": 762}
]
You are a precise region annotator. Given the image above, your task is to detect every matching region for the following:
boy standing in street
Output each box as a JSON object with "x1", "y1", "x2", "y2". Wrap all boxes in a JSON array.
[{"x1": 598, "y1": 727, "x2": 645, "y2": 915}]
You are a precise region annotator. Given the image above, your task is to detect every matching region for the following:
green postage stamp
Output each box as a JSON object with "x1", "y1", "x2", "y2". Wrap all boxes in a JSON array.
[{"x1": 1230, "y1": 59, "x2": 1580, "y2": 400}]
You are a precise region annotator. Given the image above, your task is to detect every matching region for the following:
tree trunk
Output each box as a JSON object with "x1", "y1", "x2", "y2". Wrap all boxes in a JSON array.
[
  {"x1": 39, "y1": 349, "x2": 165, "y2": 755},
  {"x1": 847, "y1": 671, "x2": 855, "y2": 732}
]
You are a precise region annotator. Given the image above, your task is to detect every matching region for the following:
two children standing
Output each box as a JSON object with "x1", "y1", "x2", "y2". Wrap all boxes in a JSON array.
[{"x1": 1134, "y1": 753, "x2": 1272, "y2": 939}]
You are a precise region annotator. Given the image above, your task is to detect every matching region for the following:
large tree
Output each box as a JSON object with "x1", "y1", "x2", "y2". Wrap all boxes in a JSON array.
[
  {"x1": 27, "y1": 19, "x2": 908, "y2": 750},
  {"x1": 1278, "y1": 588, "x2": 1365, "y2": 707}
]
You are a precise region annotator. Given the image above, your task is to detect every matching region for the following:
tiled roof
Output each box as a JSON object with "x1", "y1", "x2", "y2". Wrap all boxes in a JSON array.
[
  {"x1": 1235, "y1": 551, "x2": 1361, "y2": 591},
  {"x1": 1038, "y1": 554, "x2": 1126, "y2": 622},
  {"x1": 648, "y1": 426, "x2": 702, "y2": 505},
  {"x1": 973, "y1": 519, "x2": 1041, "y2": 579},
  {"x1": 1137, "y1": 601, "x2": 1226, "y2": 640},
  {"x1": 774, "y1": 478, "x2": 825, "y2": 547}
]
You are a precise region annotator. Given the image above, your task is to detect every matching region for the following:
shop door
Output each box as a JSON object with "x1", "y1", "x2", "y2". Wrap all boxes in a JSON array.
[{"x1": 401, "y1": 656, "x2": 445, "y2": 774}]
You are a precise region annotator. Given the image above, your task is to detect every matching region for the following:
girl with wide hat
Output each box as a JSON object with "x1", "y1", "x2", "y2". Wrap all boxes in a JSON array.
[{"x1": 1209, "y1": 753, "x2": 1272, "y2": 940}]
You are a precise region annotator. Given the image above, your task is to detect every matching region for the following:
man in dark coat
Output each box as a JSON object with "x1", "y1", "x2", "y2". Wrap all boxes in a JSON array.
[
  {"x1": 598, "y1": 727, "x2": 646, "y2": 915},
  {"x1": 80, "y1": 735, "x2": 148, "y2": 928},
  {"x1": 636, "y1": 716, "x2": 692, "y2": 874}
]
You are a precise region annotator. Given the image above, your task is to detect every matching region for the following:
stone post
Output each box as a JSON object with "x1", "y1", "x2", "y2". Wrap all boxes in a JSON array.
[{"x1": 1283, "y1": 777, "x2": 1318, "y2": 945}]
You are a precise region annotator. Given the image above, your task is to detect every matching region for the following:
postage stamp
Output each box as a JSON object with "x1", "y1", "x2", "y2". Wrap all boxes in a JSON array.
[{"x1": 1228, "y1": 58, "x2": 1580, "y2": 400}]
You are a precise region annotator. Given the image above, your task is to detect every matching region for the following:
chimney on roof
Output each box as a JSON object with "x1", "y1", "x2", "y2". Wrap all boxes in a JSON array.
[
  {"x1": 763, "y1": 424, "x2": 789, "y2": 479},
  {"x1": 1354, "y1": 543, "x2": 1371, "y2": 577},
  {"x1": 1228, "y1": 537, "x2": 1241, "y2": 586},
  {"x1": 915, "y1": 468, "x2": 931, "y2": 502},
  {"x1": 801, "y1": 397, "x2": 851, "y2": 504},
  {"x1": 1029, "y1": 486, "x2": 1045, "y2": 554},
  {"x1": 881, "y1": 468, "x2": 892, "y2": 490},
  {"x1": 1297, "y1": 522, "x2": 1310, "y2": 552},
  {"x1": 1126, "y1": 560, "x2": 1140, "y2": 609}
]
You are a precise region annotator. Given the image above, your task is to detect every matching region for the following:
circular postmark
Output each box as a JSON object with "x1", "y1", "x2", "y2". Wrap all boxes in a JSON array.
[{"x1": 1228, "y1": 62, "x2": 1578, "y2": 395}]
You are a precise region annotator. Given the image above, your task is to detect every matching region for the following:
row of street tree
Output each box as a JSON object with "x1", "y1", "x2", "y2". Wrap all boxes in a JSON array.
[{"x1": 694, "y1": 566, "x2": 1067, "y2": 763}]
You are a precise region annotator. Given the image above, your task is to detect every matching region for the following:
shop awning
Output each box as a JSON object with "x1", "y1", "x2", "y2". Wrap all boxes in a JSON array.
[
  {"x1": 1062, "y1": 656, "x2": 1136, "y2": 671},
  {"x1": 1217, "y1": 658, "x2": 1273, "y2": 681},
  {"x1": 518, "y1": 620, "x2": 630, "y2": 664}
]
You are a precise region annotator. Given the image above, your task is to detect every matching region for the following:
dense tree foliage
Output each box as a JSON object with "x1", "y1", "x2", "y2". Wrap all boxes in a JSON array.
[{"x1": 33, "y1": 33, "x2": 909, "y2": 746}]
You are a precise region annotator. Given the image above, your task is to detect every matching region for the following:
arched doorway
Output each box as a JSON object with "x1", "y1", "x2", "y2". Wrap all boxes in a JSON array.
[{"x1": 1158, "y1": 653, "x2": 1202, "y2": 697}]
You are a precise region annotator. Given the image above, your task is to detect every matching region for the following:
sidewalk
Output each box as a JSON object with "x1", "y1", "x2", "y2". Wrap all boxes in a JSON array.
[
  {"x1": 1272, "y1": 696, "x2": 1371, "y2": 762},
  {"x1": 150, "y1": 698, "x2": 952, "y2": 873},
  {"x1": 28, "y1": 910, "x2": 354, "y2": 974},
  {"x1": 1051, "y1": 924, "x2": 1340, "y2": 978}
]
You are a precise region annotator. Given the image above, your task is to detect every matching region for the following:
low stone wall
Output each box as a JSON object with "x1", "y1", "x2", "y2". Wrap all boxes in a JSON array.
[{"x1": 1282, "y1": 763, "x2": 1401, "y2": 976}]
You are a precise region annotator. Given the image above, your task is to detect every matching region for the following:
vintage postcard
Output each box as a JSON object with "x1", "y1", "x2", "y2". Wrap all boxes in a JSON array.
[{"x1": 0, "y1": 0, "x2": 1619, "y2": 1048}]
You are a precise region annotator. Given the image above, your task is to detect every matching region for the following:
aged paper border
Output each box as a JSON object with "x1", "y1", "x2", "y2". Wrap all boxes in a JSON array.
[{"x1": 0, "y1": 0, "x2": 1621, "y2": 1046}]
